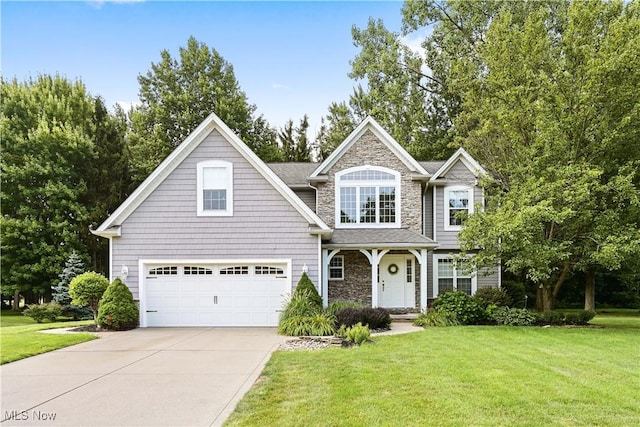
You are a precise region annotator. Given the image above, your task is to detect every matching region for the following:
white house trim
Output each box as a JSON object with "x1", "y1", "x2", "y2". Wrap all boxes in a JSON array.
[
  {"x1": 310, "y1": 116, "x2": 430, "y2": 178},
  {"x1": 93, "y1": 112, "x2": 330, "y2": 237},
  {"x1": 430, "y1": 147, "x2": 486, "y2": 181}
]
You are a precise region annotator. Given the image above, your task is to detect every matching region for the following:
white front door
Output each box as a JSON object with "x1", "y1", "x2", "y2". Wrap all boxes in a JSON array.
[{"x1": 379, "y1": 255, "x2": 415, "y2": 308}]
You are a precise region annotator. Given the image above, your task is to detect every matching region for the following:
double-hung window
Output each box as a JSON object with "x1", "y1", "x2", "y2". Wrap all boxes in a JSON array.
[
  {"x1": 444, "y1": 185, "x2": 473, "y2": 230},
  {"x1": 434, "y1": 256, "x2": 476, "y2": 296},
  {"x1": 197, "y1": 160, "x2": 233, "y2": 216},
  {"x1": 328, "y1": 255, "x2": 344, "y2": 280},
  {"x1": 335, "y1": 166, "x2": 400, "y2": 228}
]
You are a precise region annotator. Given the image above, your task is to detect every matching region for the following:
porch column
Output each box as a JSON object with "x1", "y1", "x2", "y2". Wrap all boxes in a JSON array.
[
  {"x1": 410, "y1": 249, "x2": 429, "y2": 311},
  {"x1": 321, "y1": 249, "x2": 329, "y2": 307},
  {"x1": 359, "y1": 249, "x2": 389, "y2": 308},
  {"x1": 321, "y1": 249, "x2": 341, "y2": 307}
]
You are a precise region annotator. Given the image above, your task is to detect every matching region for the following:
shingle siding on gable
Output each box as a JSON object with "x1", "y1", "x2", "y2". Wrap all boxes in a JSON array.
[
  {"x1": 435, "y1": 160, "x2": 483, "y2": 249},
  {"x1": 315, "y1": 129, "x2": 423, "y2": 232},
  {"x1": 111, "y1": 129, "x2": 318, "y2": 299}
]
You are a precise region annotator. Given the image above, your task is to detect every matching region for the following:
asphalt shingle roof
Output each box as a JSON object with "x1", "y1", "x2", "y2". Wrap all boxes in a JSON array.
[
  {"x1": 267, "y1": 162, "x2": 319, "y2": 187},
  {"x1": 325, "y1": 228, "x2": 437, "y2": 248}
]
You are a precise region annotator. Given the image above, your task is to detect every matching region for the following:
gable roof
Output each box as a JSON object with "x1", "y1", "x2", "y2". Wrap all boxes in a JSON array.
[
  {"x1": 430, "y1": 147, "x2": 486, "y2": 181},
  {"x1": 309, "y1": 116, "x2": 429, "y2": 178},
  {"x1": 93, "y1": 112, "x2": 331, "y2": 237}
]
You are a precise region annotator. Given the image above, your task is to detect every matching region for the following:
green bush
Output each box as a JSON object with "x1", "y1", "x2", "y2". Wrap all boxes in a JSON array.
[
  {"x1": 537, "y1": 310, "x2": 566, "y2": 325},
  {"x1": 97, "y1": 278, "x2": 139, "y2": 330},
  {"x1": 292, "y1": 272, "x2": 322, "y2": 309},
  {"x1": 69, "y1": 272, "x2": 109, "y2": 324},
  {"x1": 432, "y1": 291, "x2": 485, "y2": 325},
  {"x1": 491, "y1": 307, "x2": 537, "y2": 326},
  {"x1": 344, "y1": 322, "x2": 371, "y2": 345},
  {"x1": 413, "y1": 310, "x2": 461, "y2": 327},
  {"x1": 325, "y1": 300, "x2": 363, "y2": 317},
  {"x1": 475, "y1": 287, "x2": 513, "y2": 308},
  {"x1": 501, "y1": 280, "x2": 527, "y2": 308},
  {"x1": 23, "y1": 302, "x2": 62, "y2": 323},
  {"x1": 278, "y1": 312, "x2": 336, "y2": 336},
  {"x1": 279, "y1": 277, "x2": 335, "y2": 336},
  {"x1": 576, "y1": 310, "x2": 596, "y2": 325}
]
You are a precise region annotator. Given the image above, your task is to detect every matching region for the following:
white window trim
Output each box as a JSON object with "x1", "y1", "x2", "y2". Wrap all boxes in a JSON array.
[
  {"x1": 328, "y1": 255, "x2": 344, "y2": 281},
  {"x1": 443, "y1": 185, "x2": 474, "y2": 231},
  {"x1": 197, "y1": 160, "x2": 233, "y2": 217},
  {"x1": 334, "y1": 165, "x2": 401, "y2": 228},
  {"x1": 433, "y1": 254, "x2": 477, "y2": 297}
]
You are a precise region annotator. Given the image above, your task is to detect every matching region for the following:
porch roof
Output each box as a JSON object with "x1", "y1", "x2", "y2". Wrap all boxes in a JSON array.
[{"x1": 323, "y1": 228, "x2": 438, "y2": 249}]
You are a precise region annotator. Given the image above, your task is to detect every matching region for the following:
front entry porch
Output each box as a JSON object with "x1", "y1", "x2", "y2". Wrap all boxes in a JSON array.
[{"x1": 320, "y1": 229, "x2": 438, "y2": 311}]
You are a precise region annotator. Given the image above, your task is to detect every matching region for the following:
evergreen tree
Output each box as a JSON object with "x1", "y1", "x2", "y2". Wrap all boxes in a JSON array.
[{"x1": 52, "y1": 251, "x2": 92, "y2": 319}]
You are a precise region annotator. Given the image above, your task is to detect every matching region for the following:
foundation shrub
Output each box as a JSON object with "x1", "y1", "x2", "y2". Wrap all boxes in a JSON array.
[
  {"x1": 576, "y1": 309, "x2": 596, "y2": 324},
  {"x1": 325, "y1": 300, "x2": 362, "y2": 317},
  {"x1": 475, "y1": 287, "x2": 513, "y2": 308},
  {"x1": 432, "y1": 291, "x2": 485, "y2": 325},
  {"x1": 334, "y1": 307, "x2": 391, "y2": 329},
  {"x1": 97, "y1": 278, "x2": 139, "y2": 330}
]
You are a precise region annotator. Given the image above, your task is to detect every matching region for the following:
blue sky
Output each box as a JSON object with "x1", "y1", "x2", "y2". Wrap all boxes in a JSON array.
[{"x1": 2, "y1": 1, "x2": 410, "y2": 134}]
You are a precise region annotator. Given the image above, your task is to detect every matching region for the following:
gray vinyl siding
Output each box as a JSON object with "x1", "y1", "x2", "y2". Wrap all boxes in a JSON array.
[
  {"x1": 424, "y1": 186, "x2": 433, "y2": 239},
  {"x1": 478, "y1": 266, "x2": 500, "y2": 289},
  {"x1": 435, "y1": 160, "x2": 483, "y2": 249},
  {"x1": 111, "y1": 129, "x2": 319, "y2": 299},
  {"x1": 293, "y1": 189, "x2": 316, "y2": 212}
]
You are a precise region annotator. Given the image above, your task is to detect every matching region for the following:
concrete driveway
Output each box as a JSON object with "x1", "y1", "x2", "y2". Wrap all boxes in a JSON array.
[{"x1": 0, "y1": 328, "x2": 285, "y2": 426}]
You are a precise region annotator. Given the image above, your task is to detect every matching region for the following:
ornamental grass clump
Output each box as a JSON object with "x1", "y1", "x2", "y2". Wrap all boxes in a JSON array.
[
  {"x1": 97, "y1": 278, "x2": 139, "y2": 330},
  {"x1": 413, "y1": 309, "x2": 461, "y2": 327},
  {"x1": 278, "y1": 275, "x2": 335, "y2": 336}
]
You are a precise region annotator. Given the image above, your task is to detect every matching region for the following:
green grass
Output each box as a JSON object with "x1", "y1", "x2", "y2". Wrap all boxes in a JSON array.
[
  {"x1": 1, "y1": 311, "x2": 97, "y2": 364},
  {"x1": 226, "y1": 314, "x2": 640, "y2": 426}
]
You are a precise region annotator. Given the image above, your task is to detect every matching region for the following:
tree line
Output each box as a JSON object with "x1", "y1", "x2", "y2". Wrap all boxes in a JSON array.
[{"x1": 2, "y1": 1, "x2": 639, "y2": 311}]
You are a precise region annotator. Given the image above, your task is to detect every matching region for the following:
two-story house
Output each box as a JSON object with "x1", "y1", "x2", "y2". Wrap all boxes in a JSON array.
[{"x1": 93, "y1": 113, "x2": 499, "y2": 327}]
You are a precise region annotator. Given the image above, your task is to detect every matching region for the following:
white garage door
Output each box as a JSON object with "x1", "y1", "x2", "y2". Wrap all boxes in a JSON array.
[{"x1": 143, "y1": 263, "x2": 289, "y2": 327}]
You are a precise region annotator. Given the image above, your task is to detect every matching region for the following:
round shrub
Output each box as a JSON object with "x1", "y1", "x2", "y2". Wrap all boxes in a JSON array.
[
  {"x1": 475, "y1": 287, "x2": 513, "y2": 308},
  {"x1": 537, "y1": 310, "x2": 565, "y2": 325},
  {"x1": 69, "y1": 272, "x2": 109, "y2": 323},
  {"x1": 432, "y1": 291, "x2": 485, "y2": 325},
  {"x1": 97, "y1": 278, "x2": 139, "y2": 330},
  {"x1": 491, "y1": 307, "x2": 536, "y2": 326},
  {"x1": 335, "y1": 307, "x2": 362, "y2": 328},
  {"x1": 360, "y1": 307, "x2": 391, "y2": 329}
]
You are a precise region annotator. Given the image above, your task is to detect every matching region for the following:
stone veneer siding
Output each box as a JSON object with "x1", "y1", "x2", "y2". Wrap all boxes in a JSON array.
[
  {"x1": 315, "y1": 130, "x2": 423, "y2": 232},
  {"x1": 328, "y1": 250, "x2": 421, "y2": 309}
]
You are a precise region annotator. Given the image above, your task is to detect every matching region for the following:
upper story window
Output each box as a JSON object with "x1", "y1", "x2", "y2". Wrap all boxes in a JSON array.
[
  {"x1": 434, "y1": 256, "x2": 476, "y2": 296},
  {"x1": 197, "y1": 160, "x2": 233, "y2": 216},
  {"x1": 444, "y1": 185, "x2": 474, "y2": 231},
  {"x1": 335, "y1": 166, "x2": 401, "y2": 228}
]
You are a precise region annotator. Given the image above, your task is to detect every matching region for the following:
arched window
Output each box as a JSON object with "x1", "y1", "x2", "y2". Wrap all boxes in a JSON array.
[{"x1": 335, "y1": 166, "x2": 401, "y2": 228}]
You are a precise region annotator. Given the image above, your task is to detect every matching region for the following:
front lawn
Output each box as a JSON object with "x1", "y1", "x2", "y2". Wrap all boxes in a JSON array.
[
  {"x1": 226, "y1": 313, "x2": 640, "y2": 426},
  {"x1": 0, "y1": 311, "x2": 97, "y2": 364}
]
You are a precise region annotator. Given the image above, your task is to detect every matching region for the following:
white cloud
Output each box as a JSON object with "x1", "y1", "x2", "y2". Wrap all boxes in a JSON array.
[
  {"x1": 271, "y1": 83, "x2": 290, "y2": 90},
  {"x1": 400, "y1": 32, "x2": 426, "y2": 59},
  {"x1": 88, "y1": 0, "x2": 145, "y2": 9},
  {"x1": 115, "y1": 100, "x2": 140, "y2": 112}
]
